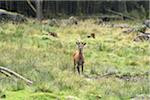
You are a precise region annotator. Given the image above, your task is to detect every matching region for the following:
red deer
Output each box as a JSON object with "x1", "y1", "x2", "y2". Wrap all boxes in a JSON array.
[
  {"x1": 48, "y1": 32, "x2": 58, "y2": 37},
  {"x1": 73, "y1": 41, "x2": 86, "y2": 74},
  {"x1": 87, "y1": 33, "x2": 95, "y2": 38}
]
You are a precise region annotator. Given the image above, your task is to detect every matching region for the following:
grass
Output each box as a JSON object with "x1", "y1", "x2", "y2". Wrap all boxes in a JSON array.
[{"x1": 0, "y1": 19, "x2": 149, "y2": 100}]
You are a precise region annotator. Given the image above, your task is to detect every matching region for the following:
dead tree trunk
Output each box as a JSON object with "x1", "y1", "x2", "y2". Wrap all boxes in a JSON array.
[
  {"x1": 118, "y1": 1, "x2": 127, "y2": 14},
  {"x1": 36, "y1": 0, "x2": 43, "y2": 20},
  {"x1": 26, "y1": 0, "x2": 36, "y2": 13},
  {"x1": 0, "y1": 66, "x2": 33, "y2": 84},
  {"x1": 106, "y1": 9, "x2": 136, "y2": 20}
]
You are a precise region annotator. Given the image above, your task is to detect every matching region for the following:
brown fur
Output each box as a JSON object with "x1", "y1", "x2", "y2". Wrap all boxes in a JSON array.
[
  {"x1": 48, "y1": 32, "x2": 58, "y2": 37},
  {"x1": 91, "y1": 33, "x2": 95, "y2": 38},
  {"x1": 87, "y1": 33, "x2": 95, "y2": 38},
  {"x1": 73, "y1": 42, "x2": 86, "y2": 74}
]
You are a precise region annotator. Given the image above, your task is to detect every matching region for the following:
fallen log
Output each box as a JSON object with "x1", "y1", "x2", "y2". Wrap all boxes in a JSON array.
[
  {"x1": 112, "y1": 24, "x2": 129, "y2": 28},
  {"x1": 133, "y1": 32, "x2": 150, "y2": 42},
  {"x1": 122, "y1": 25, "x2": 147, "y2": 34},
  {"x1": 79, "y1": 15, "x2": 122, "y2": 22},
  {"x1": 143, "y1": 20, "x2": 150, "y2": 28},
  {"x1": 0, "y1": 9, "x2": 27, "y2": 22},
  {"x1": 0, "y1": 66, "x2": 33, "y2": 84},
  {"x1": 106, "y1": 9, "x2": 136, "y2": 20}
]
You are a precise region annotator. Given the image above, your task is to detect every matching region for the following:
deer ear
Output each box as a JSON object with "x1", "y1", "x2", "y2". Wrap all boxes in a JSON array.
[
  {"x1": 76, "y1": 42, "x2": 79, "y2": 45},
  {"x1": 83, "y1": 43, "x2": 86, "y2": 46}
]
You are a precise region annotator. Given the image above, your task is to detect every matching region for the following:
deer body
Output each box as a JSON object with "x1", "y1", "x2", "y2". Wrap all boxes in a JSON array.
[
  {"x1": 73, "y1": 50, "x2": 84, "y2": 66},
  {"x1": 87, "y1": 33, "x2": 95, "y2": 38},
  {"x1": 73, "y1": 42, "x2": 86, "y2": 74},
  {"x1": 48, "y1": 32, "x2": 58, "y2": 37}
]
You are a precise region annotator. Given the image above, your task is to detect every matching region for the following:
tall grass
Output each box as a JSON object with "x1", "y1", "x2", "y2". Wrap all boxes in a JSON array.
[{"x1": 0, "y1": 19, "x2": 149, "y2": 100}]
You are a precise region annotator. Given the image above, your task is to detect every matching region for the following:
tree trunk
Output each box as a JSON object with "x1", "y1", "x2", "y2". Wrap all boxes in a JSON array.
[
  {"x1": 118, "y1": 1, "x2": 127, "y2": 14},
  {"x1": 36, "y1": 0, "x2": 43, "y2": 20}
]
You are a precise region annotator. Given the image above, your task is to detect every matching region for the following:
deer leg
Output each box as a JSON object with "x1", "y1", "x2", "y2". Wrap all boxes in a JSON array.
[
  {"x1": 77, "y1": 64, "x2": 80, "y2": 74},
  {"x1": 81, "y1": 64, "x2": 84, "y2": 74},
  {"x1": 74, "y1": 63, "x2": 76, "y2": 73}
]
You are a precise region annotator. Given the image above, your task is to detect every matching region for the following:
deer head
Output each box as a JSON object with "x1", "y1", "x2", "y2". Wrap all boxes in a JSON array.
[{"x1": 76, "y1": 41, "x2": 86, "y2": 52}]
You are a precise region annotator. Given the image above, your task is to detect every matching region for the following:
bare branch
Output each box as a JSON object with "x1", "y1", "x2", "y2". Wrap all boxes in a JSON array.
[
  {"x1": 26, "y1": 0, "x2": 36, "y2": 13},
  {"x1": 0, "y1": 66, "x2": 33, "y2": 84},
  {"x1": 106, "y1": 9, "x2": 136, "y2": 20}
]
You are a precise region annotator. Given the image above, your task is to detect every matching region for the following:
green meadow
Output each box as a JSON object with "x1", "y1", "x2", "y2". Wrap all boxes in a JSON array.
[{"x1": 0, "y1": 19, "x2": 149, "y2": 100}]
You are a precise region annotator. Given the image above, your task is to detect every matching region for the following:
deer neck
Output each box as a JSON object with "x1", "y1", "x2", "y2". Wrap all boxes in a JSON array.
[{"x1": 79, "y1": 49, "x2": 83, "y2": 56}]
